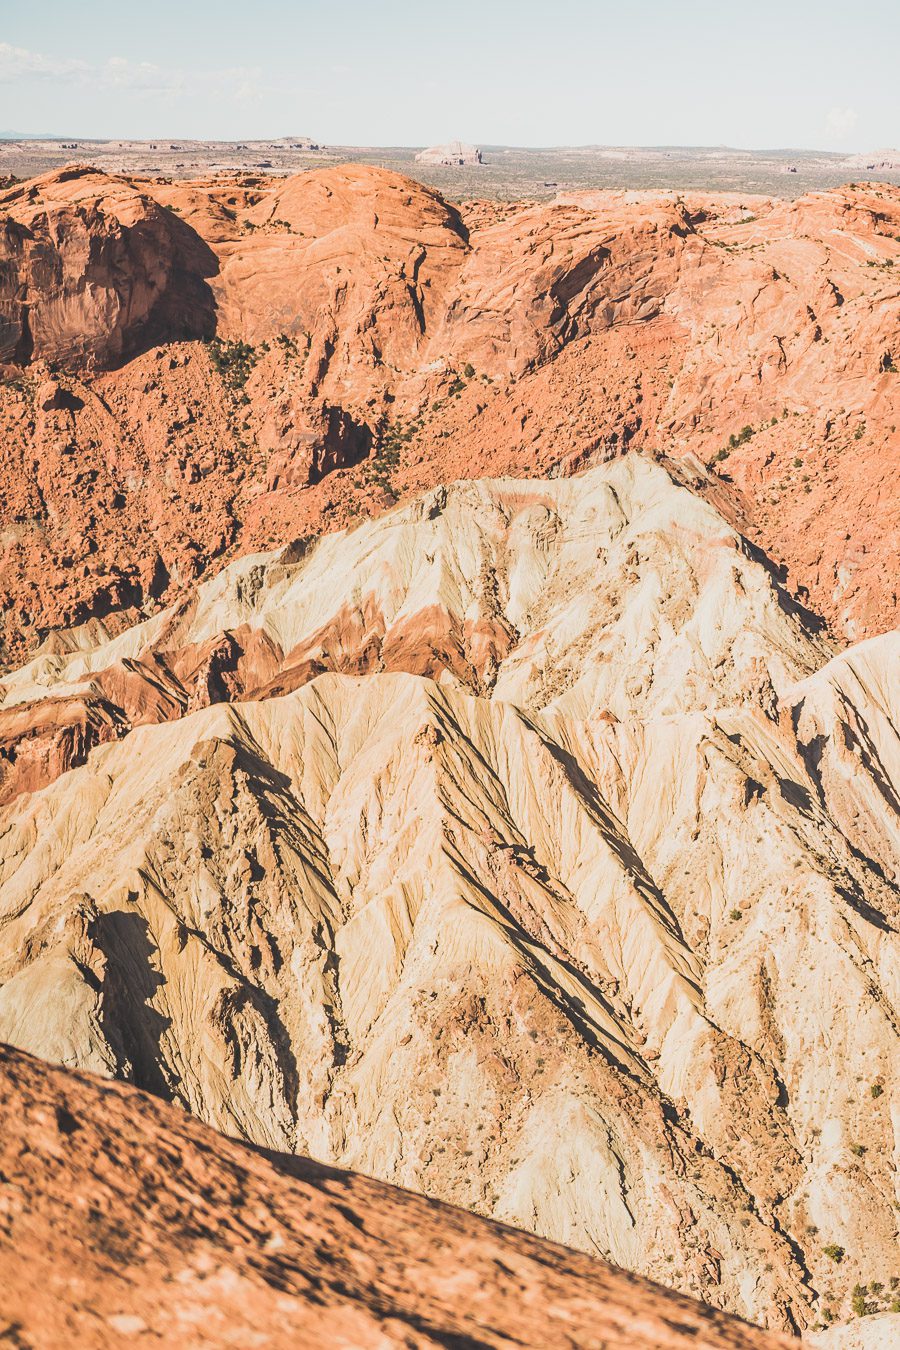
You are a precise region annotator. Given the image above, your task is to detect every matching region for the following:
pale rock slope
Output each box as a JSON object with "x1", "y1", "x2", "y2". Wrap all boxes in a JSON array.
[
  {"x1": 0, "y1": 456, "x2": 896, "y2": 1335},
  {"x1": 814, "y1": 1318, "x2": 900, "y2": 1349},
  {"x1": 0, "y1": 1042, "x2": 794, "y2": 1349},
  {"x1": 0, "y1": 454, "x2": 834, "y2": 795}
]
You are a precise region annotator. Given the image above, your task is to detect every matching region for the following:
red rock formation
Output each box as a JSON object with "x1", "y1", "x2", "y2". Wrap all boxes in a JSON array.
[
  {"x1": 0, "y1": 164, "x2": 897, "y2": 667},
  {"x1": 0, "y1": 694, "x2": 126, "y2": 801}
]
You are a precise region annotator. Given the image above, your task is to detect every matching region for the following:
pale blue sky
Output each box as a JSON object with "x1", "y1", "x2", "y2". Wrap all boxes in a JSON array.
[{"x1": 1, "y1": 0, "x2": 896, "y2": 149}]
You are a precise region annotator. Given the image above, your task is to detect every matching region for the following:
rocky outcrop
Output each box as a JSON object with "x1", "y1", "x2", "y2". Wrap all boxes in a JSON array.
[
  {"x1": 0, "y1": 166, "x2": 217, "y2": 367},
  {"x1": 263, "y1": 402, "x2": 373, "y2": 489},
  {"x1": 202, "y1": 163, "x2": 470, "y2": 389},
  {"x1": 0, "y1": 459, "x2": 896, "y2": 1334},
  {"x1": 0, "y1": 1042, "x2": 793, "y2": 1349}
]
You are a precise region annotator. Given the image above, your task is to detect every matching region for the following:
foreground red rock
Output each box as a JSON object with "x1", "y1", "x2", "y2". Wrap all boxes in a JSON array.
[
  {"x1": 0, "y1": 1042, "x2": 792, "y2": 1350},
  {"x1": 0, "y1": 164, "x2": 897, "y2": 667}
]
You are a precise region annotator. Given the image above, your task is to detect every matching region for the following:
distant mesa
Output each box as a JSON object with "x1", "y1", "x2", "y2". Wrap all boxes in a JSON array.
[
  {"x1": 277, "y1": 136, "x2": 321, "y2": 150},
  {"x1": 844, "y1": 148, "x2": 900, "y2": 170},
  {"x1": 416, "y1": 140, "x2": 484, "y2": 166}
]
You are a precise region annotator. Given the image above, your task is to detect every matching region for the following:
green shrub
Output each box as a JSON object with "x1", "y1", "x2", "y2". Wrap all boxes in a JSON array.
[
  {"x1": 727, "y1": 424, "x2": 755, "y2": 450},
  {"x1": 207, "y1": 338, "x2": 258, "y2": 389},
  {"x1": 823, "y1": 1244, "x2": 845, "y2": 1263}
]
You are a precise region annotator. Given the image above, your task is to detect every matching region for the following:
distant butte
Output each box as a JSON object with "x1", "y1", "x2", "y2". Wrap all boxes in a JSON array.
[{"x1": 416, "y1": 140, "x2": 484, "y2": 165}]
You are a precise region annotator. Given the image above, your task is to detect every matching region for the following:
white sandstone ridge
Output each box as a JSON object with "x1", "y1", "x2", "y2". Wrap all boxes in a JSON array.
[
  {"x1": 0, "y1": 454, "x2": 834, "y2": 726},
  {"x1": 0, "y1": 454, "x2": 897, "y2": 1335},
  {"x1": 415, "y1": 141, "x2": 484, "y2": 166}
]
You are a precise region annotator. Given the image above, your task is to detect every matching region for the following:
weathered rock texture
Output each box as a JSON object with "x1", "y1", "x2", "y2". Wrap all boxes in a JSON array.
[
  {"x1": 0, "y1": 163, "x2": 897, "y2": 665},
  {"x1": 0, "y1": 1042, "x2": 796, "y2": 1349},
  {"x1": 0, "y1": 458, "x2": 896, "y2": 1335},
  {"x1": 0, "y1": 166, "x2": 217, "y2": 367}
]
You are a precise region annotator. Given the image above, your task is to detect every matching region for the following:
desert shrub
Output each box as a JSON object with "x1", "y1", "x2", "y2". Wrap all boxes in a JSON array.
[
  {"x1": 207, "y1": 338, "x2": 258, "y2": 389},
  {"x1": 727, "y1": 424, "x2": 755, "y2": 450}
]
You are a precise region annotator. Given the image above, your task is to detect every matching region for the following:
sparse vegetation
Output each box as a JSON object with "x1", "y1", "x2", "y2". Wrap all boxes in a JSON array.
[
  {"x1": 846, "y1": 1279, "x2": 900, "y2": 1319},
  {"x1": 711, "y1": 422, "x2": 760, "y2": 469},
  {"x1": 354, "y1": 411, "x2": 426, "y2": 498},
  {"x1": 823, "y1": 1244, "x2": 845, "y2": 1264},
  {"x1": 206, "y1": 338, "x2": 259, "y2": 389},
  {"x1": 852, "y1": 1285, "x2": 873, "y2": 1317},
  {"x1": 729, "y1": 424, "x2": 756, "y2": 449},
  {"x1": 272, "y1": 331, "x2": 310, "y2": 362}
]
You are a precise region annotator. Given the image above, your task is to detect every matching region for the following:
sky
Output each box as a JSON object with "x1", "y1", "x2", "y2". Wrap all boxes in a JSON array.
[{"x1": 0, "y1": 0, "x2": 897, "y2": 150}]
